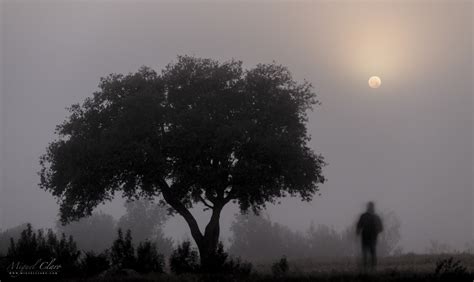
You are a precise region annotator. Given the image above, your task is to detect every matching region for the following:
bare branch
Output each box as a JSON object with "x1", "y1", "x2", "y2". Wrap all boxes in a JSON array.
[{"x1": 199, "y1": 194, "x2": 214, "y2": 209}]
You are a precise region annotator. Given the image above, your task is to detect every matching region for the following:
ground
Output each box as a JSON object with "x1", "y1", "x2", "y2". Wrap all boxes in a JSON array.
[{"x1": 62, "y1": 253, "x2": 474, "y2": 282}]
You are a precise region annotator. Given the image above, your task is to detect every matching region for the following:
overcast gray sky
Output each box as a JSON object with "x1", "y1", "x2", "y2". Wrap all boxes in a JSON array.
[{"x1": 1, "y1": 0, "x2": 472, "y2": 253}]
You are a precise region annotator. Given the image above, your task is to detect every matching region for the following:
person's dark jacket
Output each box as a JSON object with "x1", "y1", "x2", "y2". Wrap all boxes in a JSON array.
[{"x1": 357, "y1": 212, "x2": 383, "y2": 244}]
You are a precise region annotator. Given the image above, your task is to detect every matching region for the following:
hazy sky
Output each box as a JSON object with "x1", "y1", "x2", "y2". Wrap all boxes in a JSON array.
[{"x1": 1, "y1": 0, "x2": 472, "y2": 253}]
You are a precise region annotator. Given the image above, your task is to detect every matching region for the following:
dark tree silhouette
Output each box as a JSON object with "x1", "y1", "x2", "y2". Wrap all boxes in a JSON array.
[{"x1": 39, "y1": 56, "x2": 325, "y2": 269}]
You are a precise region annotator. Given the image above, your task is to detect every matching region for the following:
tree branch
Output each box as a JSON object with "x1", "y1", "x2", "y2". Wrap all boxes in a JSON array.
[
  {"x1": 199, "y1": 194, "x2": 214, "y2": 209},
  {"x1": 158, "y1": 178, "x2": 204, "y2": 244},
  {"x1": 223, "y1": 187, "x2": 235, "y2": 204}
]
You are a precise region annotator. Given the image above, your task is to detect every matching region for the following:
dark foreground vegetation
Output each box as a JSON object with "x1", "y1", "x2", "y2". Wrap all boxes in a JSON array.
[
  {"x1": 0, "y1": 223, "x2": 251, "y2": 281},
  {"x1": 64, "y1": 254, "x2": 474, "y2": 281},
  {"x1": 1, "y1": 223, "x2": 473, "y2": 281}
]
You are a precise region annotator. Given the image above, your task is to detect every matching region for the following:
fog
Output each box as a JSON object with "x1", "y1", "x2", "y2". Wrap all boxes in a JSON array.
[{"x1": 0, "y1": 1, "x2": 472, "y2": 253}]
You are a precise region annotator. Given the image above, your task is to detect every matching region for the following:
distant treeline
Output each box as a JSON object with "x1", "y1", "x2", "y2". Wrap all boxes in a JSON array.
[
  {"x1": 0, "y1": 200, "x2": 173, "y2": 257},
  {"x1": 226, "y1": 212, "x2": 474, "y2": 261},
  {"x1": 1, "y1": 200, "x2": 471, "y2": 261},
  {"x1": 227, "y1": 211, "x2": 403, "y2": 261}
]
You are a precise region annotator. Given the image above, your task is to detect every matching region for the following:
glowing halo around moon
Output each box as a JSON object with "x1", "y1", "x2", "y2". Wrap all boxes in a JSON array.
[{"x1": 368, "y1": 76, "x2": 382, "y2": 88}]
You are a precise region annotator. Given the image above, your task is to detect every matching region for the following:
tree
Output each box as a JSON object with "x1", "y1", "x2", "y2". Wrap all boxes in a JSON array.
[
  {"x1": 426, "y1": 240, "x2": 454, "y2": 254},
  {"x1": 229, "y1": 212, "x2": 402, "y2": 260},
  {"x1": 0, "y1": 223, "x2": 29, "y2": 255},
  {"x1": 306, "y1": 223, "x2": 346, "y2": 258},
  {"x1": 117, "y1": 199, "x2": 173, "y2": 257},
  {"x1": 378, "y1": 211, "x2": 402, "y2": 257},
  {"x1": 7, "y1": 224, "x2": 81, "y2": 276},
  {"x1": 110, "y1": 229, "x2": 135, "y2": 269},
  {"x1": 135, "y1": 241, "x2": 165, "y2": 273},
  {"x1": 80, "y1": 251, "x2": 110, "y2": 277},
  {"x1": 228, "y1": 213, "x2": 307, "y2": 260},
  {"x1": 56, "y1": 212, "x2": 116, "y2": 252},
  {"x1": 169, "y1": 240, "x2": 200, "y2": 274},
  {"x1": 39, "y1": 56, "x2": 325, "y2": 269}
]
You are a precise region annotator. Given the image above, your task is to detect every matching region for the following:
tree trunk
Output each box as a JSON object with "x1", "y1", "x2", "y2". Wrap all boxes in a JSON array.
[
  {"x1": 159, "y1": 180, "x2": 225, "y2": 271},
  {"x1": 196, "y1": 204, "x2": 223, "y2": 272}
]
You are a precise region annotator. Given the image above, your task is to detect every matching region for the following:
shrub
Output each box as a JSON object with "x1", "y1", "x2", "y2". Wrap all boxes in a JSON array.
[
  {"x1": 208, "y1": 242, "x2": 253, "y2": 276},
  {"x1": 202, "y1": 241, "x2": 228, "y2": 273},
  {"x1": 433, "y1": 257, "x2": 470, "y2": 281},
  {"x1": 0, "y1": 223, "x2": 29, "y2": 255},
  {"x1": 108, "y1": 229, "x2": 166, "y2": 274},
  {"x1": 80, "y1": 251, "x2": 110, "y2": 277},
  {"x1": 136, "y1": 241, "x2": 164, "y2": 273},
  {"x1": 169, "y1": 241, "x2": 199, "y2": 274},
  {"x1": 221, "y1": 256, "x2": 253, "y2": 276},
  {"x1": 110, "y1": 229, "x2": 136, "y2": 269},
  {"x1": 271, "y1": 256, "x2": 289, "y2": 276},
  {"x1": 7, "y1": 223, "x2": 38, "y2": 264},
  {"x1": 7, "y1": 223, "x2": 81, "y2": 276},
  {"x1": 54, "y1": 233, "x2": 82, "y2": 274},
  {"x1": 118, "y1": 200, "x2": 174, "y2": 257}
]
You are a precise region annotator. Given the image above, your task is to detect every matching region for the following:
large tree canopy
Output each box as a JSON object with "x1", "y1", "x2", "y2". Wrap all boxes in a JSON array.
[{"x1": 40, "y1": 56, "x2": 325, "y2": 268}]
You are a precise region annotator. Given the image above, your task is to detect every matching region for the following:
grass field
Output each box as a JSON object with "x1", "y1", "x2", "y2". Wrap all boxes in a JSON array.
[
  {"x1": 64, "y1": 253, "x2": 474, "y2": 282},
  {"x1": 256, "y1": 253, "x2": 474, "y2": 274}
]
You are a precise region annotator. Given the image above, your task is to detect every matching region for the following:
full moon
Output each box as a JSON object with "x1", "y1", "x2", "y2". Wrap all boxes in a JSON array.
[{"x1": 368, "y1": 76, "x2": 382, "y2": 88}]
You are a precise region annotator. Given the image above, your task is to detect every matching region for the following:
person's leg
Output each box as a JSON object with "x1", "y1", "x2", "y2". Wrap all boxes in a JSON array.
[
  {"x1": 370, "y1": 242, "x2": 377, "y2": 270},
  {"x1": 361, "y1": 241, "x2": 368, "y2": 271}
]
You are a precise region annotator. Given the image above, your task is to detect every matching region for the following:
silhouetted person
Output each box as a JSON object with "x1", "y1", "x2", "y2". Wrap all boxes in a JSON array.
[{"x1": 356, "y1": 201, "x2": 383, "y2": 271}]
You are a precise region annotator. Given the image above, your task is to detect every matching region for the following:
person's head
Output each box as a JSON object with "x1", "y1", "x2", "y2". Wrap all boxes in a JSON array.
[{"x1": 366, "y1": 201, "x2": 375, "y2": 213}]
